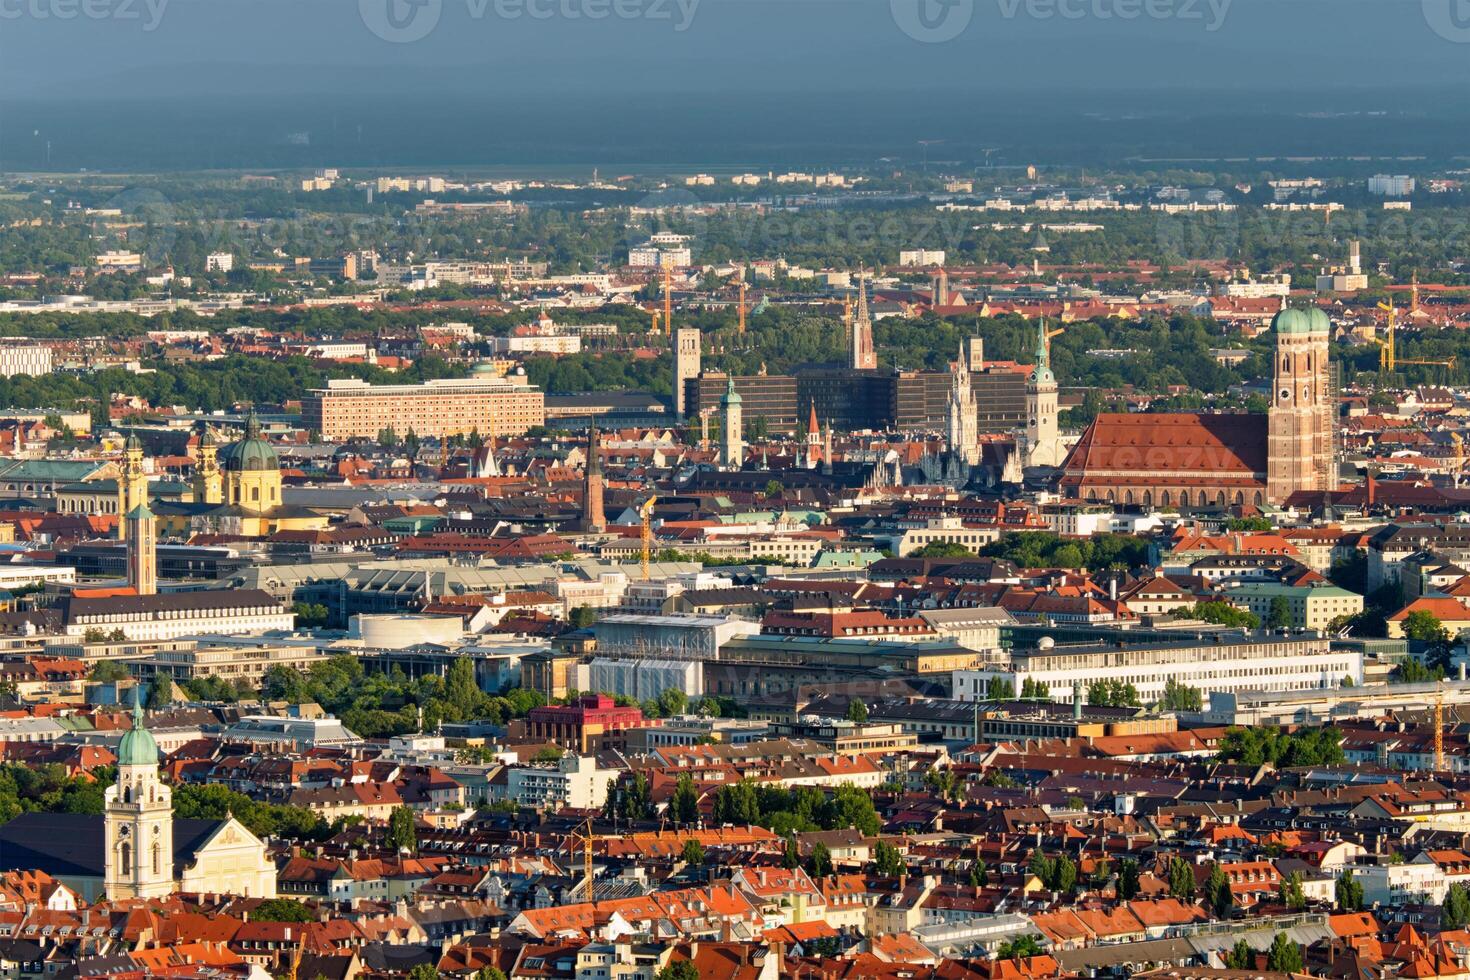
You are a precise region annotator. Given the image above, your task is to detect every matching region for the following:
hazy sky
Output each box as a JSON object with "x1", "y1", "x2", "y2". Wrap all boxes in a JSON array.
[
  {"x1": 2, "y1": 0, "x2": 1467, "y2": 99},
  {"x1": 3, "y1": 0, "x2": 1469, "y2": 171}
]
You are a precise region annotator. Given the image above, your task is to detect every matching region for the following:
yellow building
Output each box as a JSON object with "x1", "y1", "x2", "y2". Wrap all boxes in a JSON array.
[{"x1": 156, "y1": 412, "x2": 327, "y2": 538}]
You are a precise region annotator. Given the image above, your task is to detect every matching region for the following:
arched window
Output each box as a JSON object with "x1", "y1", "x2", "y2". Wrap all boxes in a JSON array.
[
  {"x1": 152, "y1": 842, "x2": 161, "y2": 877},
  {"x1": 1216, "y1": 491, "x2": 1227, "y2": 507},
  {"x1": 1142, "y1": 490, "x2": 1153, "y2": 508},
  {"x1": 1105, "y1": 490, "x2": 1116, "y2": 504},
  {"x1": 1161, "y1": 491, "x2": 1171, "y2": 506},
  {"x1": 119, "y1": 842, "x2": 132, "y2": 877},
  {"x1": 1124, "y1": 489, "x2": 1135, "y2": 505},
  {"x1": 1253, "y1": 491, "x2": 1264, "y2": 507},
  {"x1": 1234, "y1": 491, "x2": 1245, "y2": 506}
]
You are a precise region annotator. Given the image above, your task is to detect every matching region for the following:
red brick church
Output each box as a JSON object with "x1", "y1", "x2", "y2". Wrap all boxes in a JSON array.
[{"x1": 1059, "y1": 308, "x2": 1334, "y2": 508}]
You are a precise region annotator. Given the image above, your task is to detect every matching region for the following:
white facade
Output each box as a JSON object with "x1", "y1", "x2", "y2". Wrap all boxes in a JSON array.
[
  {"x1": 0, "y1": 346, "x2": 51, "y2": 378},
  {"x1": 504, "y1": 753, "x2": 620, "y2": 810},
  {"x1": 899, "y1": 249, "x2": 946, "y2": 267},
  {"x1": 954, "y1": 635, "x2": 1362, "y2": 704},
  {"x1": 576, "y1": 657, "x2": 704, "y2": 701}
]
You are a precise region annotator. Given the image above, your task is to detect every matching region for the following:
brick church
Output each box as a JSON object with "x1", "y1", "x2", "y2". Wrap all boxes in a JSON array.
[{"x1": 1059, "y1": 308, "x2": 1335, "y2": 509}]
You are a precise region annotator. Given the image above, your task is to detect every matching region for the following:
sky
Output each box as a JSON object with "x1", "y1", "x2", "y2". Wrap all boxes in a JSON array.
[{"x1": 2, "y1": 0, "x2": 1469, "y2": 169}]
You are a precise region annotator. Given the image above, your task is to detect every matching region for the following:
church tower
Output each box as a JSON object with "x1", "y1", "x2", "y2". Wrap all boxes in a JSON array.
[
  {"x1": 1026, "y1": 319, "x2": 1064, "y2": 467},
  {"x1": 126, "y1": 503, "x2": 157, "y2": 597},
  {"x1": 1267, "y1": 307, "x2": 1333, "y2": 504},
  {"x1": 673, "y1": 328, "x2": 701, "y2": 418},
  {"x1": 104, "y1": 697, "x2": 174, "y2": 900},
  {"x1": 192, "y1": 426, "x2": 222, "y2": 506},
  {"x1": 947, "y1": 344, "x2": 980, "y2": 465},
  {"x1": 804, "y1": 402, "x2": 821, "y2": 470},
  {"x1": 581, "y1": 427, "x2": 606, "y2": 534},
  {"x1": 721, "y1": 377, "x2": 743, "y2": 470},
  {"x1": 117, "y1": 435, "x2": 148, "y2": 540},
  {"x1": 849, "y1": 272, "x2": 877, "y2": 371}
]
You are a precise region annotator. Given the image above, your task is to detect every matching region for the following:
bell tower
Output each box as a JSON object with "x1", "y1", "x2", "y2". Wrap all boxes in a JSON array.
[
  {"x1": 1267, "y1": 308, "x2": 1332, "y2": 504},
  {"x1": 104, "y1": 697, "x2": 173, "y2": 900},
  {"x1": 118, "y1": 435, "x2": 148, "y2": 540},
  {"x1": 193, "y1": 426, "x2": 222, "y2": 505}
]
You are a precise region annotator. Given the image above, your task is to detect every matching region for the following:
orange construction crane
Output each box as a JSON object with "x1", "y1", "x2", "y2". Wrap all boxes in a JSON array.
[
  {"x1": 639, "y1": 495, "x2": 658, "y2": 580},
  {"x1": 737, "y1": 279, "x2": 747, "y2": 335},
  {"x1": 1436, "y1": 680, "x2": 1446, "y2": 772},
  {"x1": 662, "y1": 266, "x2": 673, "y2": 336},
  {"x1": 568, "y1": 818, "x2": 596, "y2": 900}
]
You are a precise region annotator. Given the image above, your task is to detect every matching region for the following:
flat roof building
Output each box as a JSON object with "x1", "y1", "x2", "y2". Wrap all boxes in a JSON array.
[{"x1": 302, "y1": 376, "x2": 545, "y2": 441}]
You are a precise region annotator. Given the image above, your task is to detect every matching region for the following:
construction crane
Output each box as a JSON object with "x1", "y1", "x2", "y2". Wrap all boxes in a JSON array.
[
  {"x1": 662, "y1": 266, "x2": 673, "y2": 336},
  {"x1": 737, "y1": 279, "x2": 747, "y2": 336},
  {"x1": 1377, "y1": 300, "x2": 1455, "y2": 373},
  {"x1": 1453, "y1": 432, "x2": 1466, "y2": 488},
  {"x1": 1436, "y1": 680, "x2": 1447, "y2": 773},
  {"x1": 639, "y1": 495, "x2": 658, "y2": 581},
  {"x1": 567, "y1": 817, "x2": 596, "y2": 901}
]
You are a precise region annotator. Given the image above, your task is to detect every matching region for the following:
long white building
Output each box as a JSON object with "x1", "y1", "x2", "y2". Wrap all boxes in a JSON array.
[{"x1": 953, "y1": 631, "x2": 1361, "y2": 705}]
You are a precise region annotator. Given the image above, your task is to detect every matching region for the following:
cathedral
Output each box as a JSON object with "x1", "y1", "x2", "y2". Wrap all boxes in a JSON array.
[
  {"x1": 1059, "y1": 307, "x2": 1335, "y2": 509},
  {"x1": 0, "y1": 701, "x2": 277, "y2": 901},
  {"x1": 154, "y1": 412, "x2": 328, "y2": 537}
]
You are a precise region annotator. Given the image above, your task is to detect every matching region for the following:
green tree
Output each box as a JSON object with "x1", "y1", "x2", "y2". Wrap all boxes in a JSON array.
[
  {"x1": 1266, "y1": 595, "x2": 1294, "y2": 630},
  {"x1": 146, "y1": 674, "x2": 173, "y2": 709},
  {"x1": 911, "y1": 541, "x2": 976, "y2": 559},
  {"x1": 1186, "y1": 601, "x2": 1260, "y2": 629},
  {"x1": 1266, "y1": 932, "x2": 1304, "y2": 973},
  {"x1": 1205, "y1": 863, "x2": 1234, "y2": 917},
  {"x1": 1168, "y1": 856, "x2": 1196, "y2": 899},
  {"x1": 250, "y1": 898, "x2": 314, "y2": 922},
  {"x1": 476, "y1": 970, "x2": 507, "y2": 980},
  {"x1": 406, "y1": 965, "x2": 439, "y2": 980},
  {"x1": 808, "y1": 841, "x2": 833, "y2": 878},
  {"x1": 1279, "y1": 870, "x2": 1306, "y2": 911},
  {"x1": 1117, "y1": 859, "x2": 1141, "y2": 900},
  {"x1": 1225, "y1": 940, "x2": 1254, "y2": 970},
  {"x1": 1444, "y1": 883, "x2": 1470, "y2": 929},
  {"x1": 1160, "y1": 677, "x2": 1203, "y2": 713},
  {"x1": 996, "y1": 935, "x2": 1044, "y2": 962},
  {"x1": 680, "y1": 839, "x2": 705, "y2": 866},
  {"x1": 873, "y1": 840, "x2": 906, "y2": 877},
  {"x1": 569, "y1": 605, "x2": 598, "y2": 629},
  {"x1": 1020, "y1": 677, "x2": 1052, "y2": 701},
  {"x1": 386, "y1": 805, "x2": 418, "y2": 854},
  {"x1": 987, "y1": 678, "x2": 1015, "y2": 700},
  {"x1": 1336, "y1": 869, "x2": 1364, "y2": 912},
  {"x1": 655, "y1": 963, "x2": 700, "y2": 980},
  {"x1": 846, "y1": 699, "x2": 869, "y2": 723},
  {"x1": 291, "y1": 602, "x2": 330, "y2": 627},
  {"x1": 88, "y1": 660, "x2": 130, "y2": 683},
  {"x1": 672, "y1": 774, "x2": 700, "y2": 826},
  {"x1": 1402, "y1": 609, "x2": 1450, "y2": 644}
]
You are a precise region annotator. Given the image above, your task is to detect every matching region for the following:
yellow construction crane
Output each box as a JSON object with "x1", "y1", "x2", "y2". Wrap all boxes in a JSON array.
[
  {"x1": 568, "y1": 818, "x2": 596, "y2": 901},
  {"x1": 1378, "y1": 300, "x2": 1455, "y2": 373},
  {"x1": 1376, "y1": 301, "x2": 1397, "y2": 373},
  {"x1": 639, "y1": 495, "x2": 658, "y2": 581},
  {"x1": 737, "y1": 279, "x2": 747, "y2": 336},
  {"x1": 662, "y1": 266, "x2": 673, "y2": 336},
  {"x1": 1436, "y1": 680, "x2": 1446, "y2": 772}
]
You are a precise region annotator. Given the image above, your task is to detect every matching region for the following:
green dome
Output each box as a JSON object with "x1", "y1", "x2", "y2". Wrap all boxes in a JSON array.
[
  {"x1": 1273, "y1": 308, "x2": 1330, "y2": 335},
  {"x1": 721, "y1": 377, "x2": 742, "y2": 407},
  {"x1": 218, "y1": 412, "x2": 278, "y2": 473},
  {"x1": 116, "y1": 701, "x2": 158, "y2": 767}
]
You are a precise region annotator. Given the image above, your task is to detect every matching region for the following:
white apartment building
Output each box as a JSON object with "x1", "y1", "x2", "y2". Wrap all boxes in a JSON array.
[
  {"x1": 1368, "y1": 175, "x2": 1415, "y2": 196},
  {"x1": 899, "y1": 249, "x2": 946, "y2": 267},
  {"x1": 206, "y1": 253, "x2": 235, "y2": 273},
  {"x1": 504, "y1": 753, "x2": 620, "y2": 810}
]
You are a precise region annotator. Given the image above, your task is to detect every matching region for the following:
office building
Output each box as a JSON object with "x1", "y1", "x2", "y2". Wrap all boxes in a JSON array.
[{"x1": 303, "y1": 376, "x2": 545, "y2": 440}]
